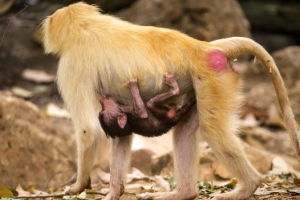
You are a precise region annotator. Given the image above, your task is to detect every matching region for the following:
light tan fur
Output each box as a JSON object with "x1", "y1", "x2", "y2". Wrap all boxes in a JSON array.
[{"x1": 42, "y1": 2, "x2": 299, "y2": 200}]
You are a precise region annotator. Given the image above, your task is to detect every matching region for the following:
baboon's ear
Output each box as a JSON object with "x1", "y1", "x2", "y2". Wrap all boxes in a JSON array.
[{"x1": 117, "y1": 113, "x2": 127, "y2": 129}]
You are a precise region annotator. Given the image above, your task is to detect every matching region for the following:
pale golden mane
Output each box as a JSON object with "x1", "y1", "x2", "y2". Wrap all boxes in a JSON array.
[{"x1": 43, "y1": 2, "x2": 207, "y2": 92}]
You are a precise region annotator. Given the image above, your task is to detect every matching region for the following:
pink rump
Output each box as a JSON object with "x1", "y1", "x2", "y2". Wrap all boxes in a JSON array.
[{"x1": 208, "y1": 50, "x2": 228, "y2": 72}]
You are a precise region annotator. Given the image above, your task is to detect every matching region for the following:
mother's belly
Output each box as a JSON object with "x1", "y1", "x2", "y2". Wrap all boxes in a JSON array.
[{"x1": 99, "y1": 75, "x2": 193, "y2": 106}]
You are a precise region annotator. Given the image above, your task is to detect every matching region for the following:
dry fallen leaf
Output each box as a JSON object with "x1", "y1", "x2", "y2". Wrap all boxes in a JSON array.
[
  {"x1": 153, "y1": 175, "x2": 170, "y2": 192},
  {"x1": 0, "y1": 183, "x2": 13, "y2": 197},
  {"x1": 240, "y1": 113, "x2": 259, "y2": 127},
  {"x1": 11, "y1": 86, "x2": 34, "y2": 98},
  {"x1": 269, "y1": 157, "x2": 300, "y2": 178},
  {"x1": 22, "y1": 69, "x2": 55, "y2": 83},
  {"x1": 287, "y1": 186, "x2": 300, "y2": 194},
  {"x1": 0, "y1": 0, "x2": 14, "y2": 15},
  {"x1": 45, "y1": 103, "x2": 71, "y2": 118},
  {"x1": 15, "y1": 184, "x2": 30, "y2": 196},
  {"x1": 255, "y1": 187, "x2": 287, "y2": 196},
  {"x1": 77, "y1": 191, "x2": 87, "y2": 199}
]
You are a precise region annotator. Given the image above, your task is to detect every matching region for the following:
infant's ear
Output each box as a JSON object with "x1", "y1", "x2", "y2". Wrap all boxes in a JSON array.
[
  {"x1": 167, "y1": 106, "x2": 177, "y2": 119},
  {"x1": 117, "y1": 113, "x2": 127, "y2": 129}
]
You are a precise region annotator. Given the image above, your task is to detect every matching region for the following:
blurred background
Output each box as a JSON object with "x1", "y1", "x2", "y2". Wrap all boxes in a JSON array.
[{"x1": 0, "y1": 0, "x2": 300, "y2": 198}]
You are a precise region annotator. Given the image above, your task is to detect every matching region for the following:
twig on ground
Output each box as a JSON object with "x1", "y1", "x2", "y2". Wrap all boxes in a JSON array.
[
  {"x1": 13, "y1": 191, "x2": 107, "y2": 199},
  {"x1": 0, "y1": 4, "x2": 28, "y2": 46}
]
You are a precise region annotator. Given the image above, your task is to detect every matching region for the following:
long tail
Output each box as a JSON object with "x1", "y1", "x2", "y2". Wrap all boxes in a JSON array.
[{"x1": 211, "y1": 37, "x2": 300, "y2": 155}]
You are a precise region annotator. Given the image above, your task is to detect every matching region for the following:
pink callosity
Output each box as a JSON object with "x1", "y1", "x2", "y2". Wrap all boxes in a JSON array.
[{"x1": 208, "y1": 50, "x2": 229, "y2": 72}]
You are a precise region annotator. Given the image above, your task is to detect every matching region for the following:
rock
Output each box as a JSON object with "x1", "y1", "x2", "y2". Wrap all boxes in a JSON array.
[
  {"x1": 239, "y1": 46, "x2": 300, "y2": 118},
  {"x1": 243, "y1": 143, "x2": 274, "y2": 174},
  {"x1": 0, "y1": 92, "x2": 76, "y2": 189},
  {"x1": 131, "y1": 149, "x2": 155, "y2": 175},
  {"x1": 148, "y1": 129, "x2": 299, "y2": 182},
  {"x1": 0, "y1": 5, "x2": 58, "y2": 107},
  {"x1": 151, "y1": 153, "x2": 172, "y2": 176},
  {"x1": 117, "y1": 0, "x2": 250, "y2": 42},
  {"x1": 132, "y1": 134, "x2": 172, "y2": 156},
  {"x1": 198, "y1": 141, "x2": 274, "y2": 180},
  {"x1": 272, "y1": 46, "x2": 300, "y2": 89},
  {"x1": 240, "y1": 127, "x2": 298, "y2": 164},
  {"x1": 238, "y1": 0, "x2": 300, "y2": 52},
  {"x1": 86, "y1": 0, "x2": 137, "y2": 12},
  {"x1": 238, "y1": 0, "x2": 300, "y2": 35},
  {"x1": 269, "y1": 45, "x2": 300, "y2": 116},
  {"x1": 252, "y1": 32, "x2": 297, "y2": 53}
]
